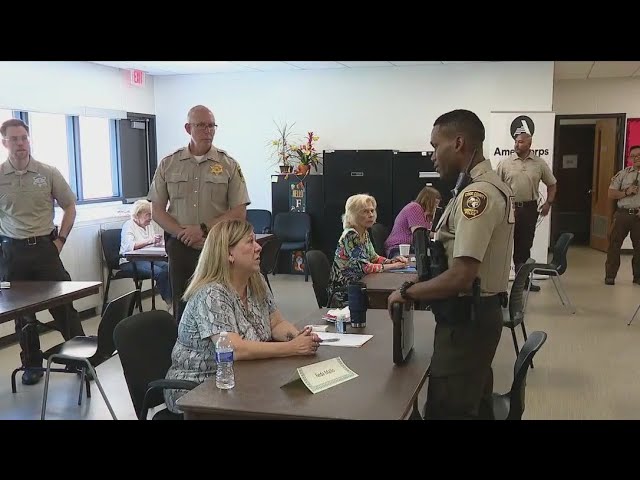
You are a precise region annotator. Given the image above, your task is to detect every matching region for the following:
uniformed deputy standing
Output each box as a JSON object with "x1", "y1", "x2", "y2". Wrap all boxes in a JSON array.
[
  {"x1": 388, "y1": 110, "x2": 515, "y2": 420},
  {"x1": 0, "y1": 119, "x2": 85, "y2": 386},
  {"x1": 605, "y1": 145, "x2": 640, "y2": 285},
  {"x1": 149, "y1": 105, "x2": 251, "y2": 321},
  {"x1": 497, "y1": 133, "x2": 556, "y2": 291}
]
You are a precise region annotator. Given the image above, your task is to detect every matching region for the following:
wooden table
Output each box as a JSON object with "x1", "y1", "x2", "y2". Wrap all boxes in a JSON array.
[
  {"x1": 0, "y1": 281, "x2": 102, "y2": 338},
  {"x1": 362, "y1": 268, "x2": 418, "y2": 309},
  {"x1": 124, "y1": 234, "x2": 274, "y2": 309},
  {"x1": 177, "y1": 308, "x2": 436, "y2": 420}
]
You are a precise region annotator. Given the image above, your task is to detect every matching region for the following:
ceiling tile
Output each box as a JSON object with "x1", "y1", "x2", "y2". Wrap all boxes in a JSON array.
[
  {"x1": 338, "y1": 61, "x2": 395, "y2": 68},
  {"x1": 284, "y1": 61, "x2": 347, "y2": 70},
  {"x1": 589, "y1": 61, "x2": 640, "y2": 78},
  {"x1": 388, "y1": 61, "x2": 443, "y2": 66},
  {"x1": 554, "y1": 61, "x2": 594, "y2": 80},
  {"x1": 231, "y1": 61, "x2": 302, "y2": 71}
]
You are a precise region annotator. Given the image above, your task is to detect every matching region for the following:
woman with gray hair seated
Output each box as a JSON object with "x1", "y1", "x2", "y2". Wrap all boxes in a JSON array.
[
  {"x1": 327, "y1": 194, "x2": 408, "y2": 306},
  {"x1": 119, "y1": 199, "x2": 172, "y2": 311}
]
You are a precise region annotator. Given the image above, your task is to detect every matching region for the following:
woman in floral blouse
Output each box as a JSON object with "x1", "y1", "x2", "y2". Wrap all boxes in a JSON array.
[{"x1": 327, "y1": 194, "x2": 408, "y2": 306}]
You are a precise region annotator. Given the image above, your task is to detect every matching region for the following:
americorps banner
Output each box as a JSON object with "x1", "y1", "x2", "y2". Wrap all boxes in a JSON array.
[{"x1": 489, "y1": 111, "x2": 556, "y2": 277}]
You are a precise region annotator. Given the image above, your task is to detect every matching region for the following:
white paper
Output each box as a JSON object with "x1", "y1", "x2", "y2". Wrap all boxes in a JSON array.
[
  {"x1": 562, "y1": 154, "x2": 578, "y2": 169},
  {"x1": 317, "y1": 332, "x2": 373, "y2": 348},
  {"x1": 134, "y1": 246, "x2": 166, "y2": 254}
]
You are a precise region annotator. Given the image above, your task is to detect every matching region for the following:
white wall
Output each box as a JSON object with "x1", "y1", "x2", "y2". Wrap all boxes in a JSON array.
[
  {"x1": 553, "y1": 78, "x2": 640, "y2": 116},
  {"x1": 154, "y1": 61, "x2": 554, "y2": 210},
  {"x1": 0, "y1": 61, "x2": 155, "y2": 116}
]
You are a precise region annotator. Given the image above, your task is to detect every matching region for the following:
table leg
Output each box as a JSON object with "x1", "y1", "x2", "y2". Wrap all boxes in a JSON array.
[{"x1": 150, "y1": 261, "x2": 156, "y2": 310}]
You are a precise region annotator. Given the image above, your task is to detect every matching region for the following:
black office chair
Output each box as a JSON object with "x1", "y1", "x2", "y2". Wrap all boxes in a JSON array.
[
  {"x1": 100, "y1": 228, "x2": 147, "y2": 314},
  {"x1": 113, "y1": 310, "x2": 198, "y2": 420},
  {"x1": 260, "y1": 236, "x2": 282, "y2": 292},
  {"x1": 370, "y1": 223, "x2": 390, "y2": 257},
  {"x1": 526, "y1": 232, "x2": 575, "y2": 314},
  {"x1": 39, "y1": 290, "x2": 139, "y2": 420},
  {"x1": 503, "y1": 259, "x2": 536, "y2": 360},
  {"x1": 492, "y1": 331, "x2": 547, "y2": 420},
  {"x1": 273, "y1": 212, "x2": 312, "y2": 281},
  {"x1": 306, "y1": 250, "x2": 340, "y2": 308},
  {"x1": 247, "y1": 209, "x2": 272, "y2": 234}
]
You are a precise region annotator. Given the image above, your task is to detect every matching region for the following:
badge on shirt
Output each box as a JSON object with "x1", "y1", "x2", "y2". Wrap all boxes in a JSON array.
[
  {"x1": 33, "y1": 175, "x2": 47, "y2": 188},
  {"x1": 210, "y1": 163, "x2": 223, "y2": 175},
  {"x1": 461, "y1": 191, "x2": 488, "y2": 220}
]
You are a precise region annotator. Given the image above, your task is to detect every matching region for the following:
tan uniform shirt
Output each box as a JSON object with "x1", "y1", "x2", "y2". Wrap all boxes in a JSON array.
[
  {"x1": 435, "y1": 160, "x2": 515, "y2": 296},
  {"x1": 610, "y1": 166, "x2": 640, "y2": 209},
  {"x1": 0, "y1": 157, "x2": 76, "y2": 239},
  {"x1": 497, "y1": 153, "x2": 556, "y2": 202},
  {"x1": 148, "y1": 145, "x2": 251, "y2": 225}
]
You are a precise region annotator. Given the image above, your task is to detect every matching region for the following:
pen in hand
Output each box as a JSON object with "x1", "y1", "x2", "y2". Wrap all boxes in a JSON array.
[{"x1": 319, "y1": 338, "x2": 339, "y2": 343}]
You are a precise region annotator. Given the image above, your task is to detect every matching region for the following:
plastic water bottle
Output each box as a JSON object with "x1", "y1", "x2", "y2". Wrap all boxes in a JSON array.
[
  {"x1": 335, "y1": 311, "x2": 347, "y2": 334},
  {"x1": 215, "y1": 331, "x2": 235, "y2": 389}
]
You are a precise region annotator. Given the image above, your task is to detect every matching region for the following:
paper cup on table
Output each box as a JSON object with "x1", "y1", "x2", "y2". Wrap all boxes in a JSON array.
[{"x1": 399, "y1": 244, "x2": 410, "y2": 257}]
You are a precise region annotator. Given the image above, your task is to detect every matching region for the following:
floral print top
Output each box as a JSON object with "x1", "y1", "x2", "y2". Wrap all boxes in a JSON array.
[{"x1": 327, "y1": 228, "x2": 387, "y2": 305}]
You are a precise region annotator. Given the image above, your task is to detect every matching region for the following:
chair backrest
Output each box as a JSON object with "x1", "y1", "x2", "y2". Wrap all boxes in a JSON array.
[
  {"x1": 95, "y1": 290, "x2": 139, "y2": 362},
  {"x1": 247, "y1": 209, "x2": 272, "y2": 234},
  {"x1": 550, "y1": 232, "x2": 574, "y2": 275},
  {"x1": 273, "y1": 212, "x2": 311, "y2": 243},
  {"x1": 509, "y1": 259, "x2": 536, "y2": 326},
  {"x1": 370, "y1": 223, "x2": 389, "y2": 257},
  {"x1": 506, "y1": 330, "x2": 547, "y2": 420},
  {"x1": 260, "y1": 236, "x2": 282, "y2": 275},
  {"x1": 100, "y1": 228, "x2": 123, "y2": 271},
  {"x1": 306, "y1": 250, "x2": 331, "y2": 308},
  {"x1": 113, "y1": 310, "x2": 178, "y2": 419}
]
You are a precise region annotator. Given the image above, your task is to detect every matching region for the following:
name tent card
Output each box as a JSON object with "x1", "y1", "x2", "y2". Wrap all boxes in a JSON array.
[{"x1": 281, "y1": 357, "x2": 358, "y2": 394}]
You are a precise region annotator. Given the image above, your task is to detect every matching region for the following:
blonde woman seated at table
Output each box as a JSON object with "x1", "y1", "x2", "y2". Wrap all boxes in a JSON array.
[
  {"x1": 119, "y1": 199, "x2": 172, "y2": 310},
  {"x1": 327, "y1": 194, "x2": 408, "y2": 306},
  {"x1": 164, "y1": 219, "x2": 321, "y2": 414}
]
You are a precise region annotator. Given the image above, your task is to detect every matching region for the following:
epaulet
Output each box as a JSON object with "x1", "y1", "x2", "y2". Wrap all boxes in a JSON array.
[
  {"x1": 162, "y1": 147, "x2": 185, "y2": 162},
  {"x1": 216, "y1": 147, "x2": 237, "y2": 164}
]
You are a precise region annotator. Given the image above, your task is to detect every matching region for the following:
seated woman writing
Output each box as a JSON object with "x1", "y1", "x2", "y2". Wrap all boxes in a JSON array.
[
  {"x1": 327, "y1": 194, "x2": 408, "y2": 306},
  {"x1": 164, "y1": 219, "x2": 320, "y2": 414},
  {"x1": 384, "y1": 186, "x2": 441, "y2": 258},
  {"x1": 119, "y1": 199, "x2": 172, "y2": 311}
]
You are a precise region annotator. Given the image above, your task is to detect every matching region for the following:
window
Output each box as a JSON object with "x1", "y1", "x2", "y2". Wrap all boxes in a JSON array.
[
  {"x1": 78, "y1": 116, "x2": 115, "y2": 200},
  {"x1": 0, "y1": 109, "x2": 15, "y2": 158},
  {"x1": 29, "y1": 112, "x2": 71, "y2": 181}
]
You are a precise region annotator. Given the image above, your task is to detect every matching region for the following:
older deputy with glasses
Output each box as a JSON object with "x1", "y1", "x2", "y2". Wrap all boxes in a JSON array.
[{"x1": 149, "y1": 105, "x2": 251, "y2": 322}]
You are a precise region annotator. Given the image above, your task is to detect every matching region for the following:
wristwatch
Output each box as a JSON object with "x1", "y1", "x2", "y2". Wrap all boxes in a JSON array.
[{"x1": 400, "y1": 281, "x2": 415, "y2": 301}]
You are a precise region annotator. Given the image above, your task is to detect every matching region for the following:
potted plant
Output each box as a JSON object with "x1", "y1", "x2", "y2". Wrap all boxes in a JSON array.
[
  {"x1": 291, "y1": 131, "x2": 322, "y2": 176},
  {"x1": 269, "y1": 121, "x2": 295, "y2": 174}
]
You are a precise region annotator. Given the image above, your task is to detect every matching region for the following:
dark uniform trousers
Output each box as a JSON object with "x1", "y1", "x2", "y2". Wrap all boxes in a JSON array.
[
  {"x1": 166, "y1": 236, "x2": 201, "y2": 322},
  {"x1": 606, "y1": 209, "x2": 640, "y2": 280},
  {"x1": 513, "y1": 201, "x2": 539, "y2": 272},
  {"x1": 425, "y1": 297, "x2": 503, "y2": 420},
  {"x1": 0, "y1": 237, "x2": 85, "y2": 368}
]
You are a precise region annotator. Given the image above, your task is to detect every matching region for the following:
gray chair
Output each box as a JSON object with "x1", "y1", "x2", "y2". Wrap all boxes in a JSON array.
[
  {"x1": 526, "y1": 232, "x2": 575, "y2": 314},
  {"x1": 40, "y1": 290, "x2": 139, "y2": 420},
  {"x1": 504, "y1": 259, "x2": 536, "y2": 359},
  {"x1": 370, "y1": 223, "x2": 389, "y2": 257},
  {"x1": 492, "y1": 331, "x2": 547, "y2": 420}
]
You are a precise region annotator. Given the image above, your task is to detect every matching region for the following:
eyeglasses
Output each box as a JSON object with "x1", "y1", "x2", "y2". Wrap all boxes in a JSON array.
[
  {"x1": 630, "y1": 154, "x2": 640, "y2": 159},
  {"x1": 191, "y1": 123, "x2": 218, "y2": 131},
  {"x1": 2, "y1": 135, "x2": 29, "y2": 144}
]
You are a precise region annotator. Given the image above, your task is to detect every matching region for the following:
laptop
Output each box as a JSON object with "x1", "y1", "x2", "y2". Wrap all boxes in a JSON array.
[{"x1": 391, "y1": 301, "x2": 415, "y2": 365}]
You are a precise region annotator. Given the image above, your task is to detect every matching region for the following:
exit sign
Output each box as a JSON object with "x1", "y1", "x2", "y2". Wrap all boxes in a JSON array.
[{"x1": 130, "y1": 69, "x2": 145, "y2": 87}]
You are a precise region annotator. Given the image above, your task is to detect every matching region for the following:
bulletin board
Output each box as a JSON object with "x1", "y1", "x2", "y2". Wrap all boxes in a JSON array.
[{"x1": 626, "y1": 118, "x2": 640, "y2": 167}]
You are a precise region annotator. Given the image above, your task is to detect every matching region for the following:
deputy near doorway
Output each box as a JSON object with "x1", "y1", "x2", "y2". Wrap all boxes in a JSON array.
[
  {"x1": 605, "y1": 145, "x2": 640, "y2": 286},
  {"x1": 497, "y1": 132, "x2": 557, "y2": 291}
]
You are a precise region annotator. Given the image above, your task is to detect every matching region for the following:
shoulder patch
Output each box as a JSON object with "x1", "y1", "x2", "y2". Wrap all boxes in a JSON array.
[{"x1": 461, "y1": 190, "x2": 488, "y2": 220}]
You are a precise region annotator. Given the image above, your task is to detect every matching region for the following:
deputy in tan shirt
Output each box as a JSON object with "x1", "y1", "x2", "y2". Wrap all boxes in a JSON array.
[
  {"x1": 0, "y1": 118, "x2": 84, "y2": 386},
  {"x1": 605, "y1": 145, "x2": 640, "y2": 285},
  {"x1": 497, "y1": 133, "x2": 557, "y2": 291},
  {"x1": 149, "y1": 105, "x2": 251, "y2": 320},
  {"x1": 388, "y1": 109, "x2": 514, "y2": 420}
]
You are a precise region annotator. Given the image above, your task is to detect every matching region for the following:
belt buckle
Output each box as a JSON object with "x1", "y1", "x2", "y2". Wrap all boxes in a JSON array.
[
  {"x1": 515, "y1": 201, "x2": 524, "y2": 208},
  {"x1": 26, "y1": 237, "x2": 36, "y2": 246},
  {"x1": 630, "y1": 209, "x2": 636, "y2": 215}
]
